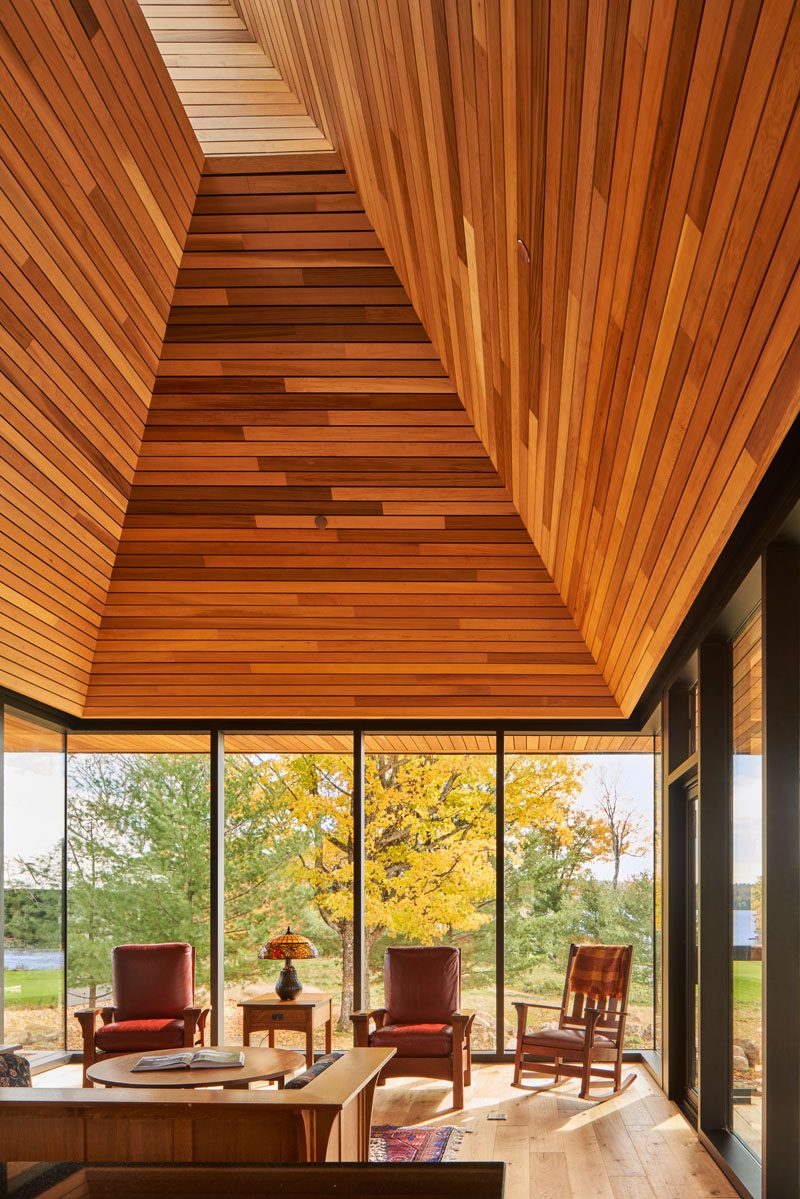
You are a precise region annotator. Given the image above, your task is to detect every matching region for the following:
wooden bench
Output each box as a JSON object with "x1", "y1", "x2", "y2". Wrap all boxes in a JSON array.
[
  {"x1": 12, "y1": 1162, "x2": 505, "y2": 1199},
  {"x1": 0, "y1": 1048, "x2": 393, "y2": 1165}
]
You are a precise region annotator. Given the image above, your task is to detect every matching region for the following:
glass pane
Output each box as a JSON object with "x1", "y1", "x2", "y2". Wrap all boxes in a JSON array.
[
  {"x1": 66, "y1": 735, "x2": 210, "y2": 1051},
  {"x1": 731, "y1": 609, "x2": 762, "y2": 1158},
  {"x1": 504, "y1": 735, "x2": 655, "y2": 1051},
  {"x1": 224, "y1": 734, "x2": 353, "y2": 1049},
  {"x1": 654, "y1": 725, "x2": 663, "y2": 1067},
  {"x1": 364, "y1": 735, "x2": 496, "y2": 1051},
  {"x1": 688, "y1": 792, "x2": 698, "y2": 1093},
  {"x1": 3, "y1": 710, "x2": 65, "y2": 1057}
]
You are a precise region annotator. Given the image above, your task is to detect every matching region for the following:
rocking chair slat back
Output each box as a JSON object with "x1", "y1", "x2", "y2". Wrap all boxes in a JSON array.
[{"x1": 559, "y1": 944, "x2": 634, "y2": 1043}]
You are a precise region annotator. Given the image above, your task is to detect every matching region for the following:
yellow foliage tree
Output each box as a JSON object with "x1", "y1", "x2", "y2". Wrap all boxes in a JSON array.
[{"x1": 248, "y1": 751, "x2": 589, "y2": 1026}]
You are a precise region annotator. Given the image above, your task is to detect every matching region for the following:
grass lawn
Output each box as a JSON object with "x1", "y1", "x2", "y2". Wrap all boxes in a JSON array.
[
  {"x1": 733, "y1": 959, "x2": 762, "y2": 1005},
  {"x1": 4, "y1": 969, "x2": 62, "y2": 1007}
]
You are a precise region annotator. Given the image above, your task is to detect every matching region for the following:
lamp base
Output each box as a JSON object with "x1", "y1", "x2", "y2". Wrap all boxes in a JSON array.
[{"x1": 275, "y1": 959, "x2": 303, "y2": 1001}]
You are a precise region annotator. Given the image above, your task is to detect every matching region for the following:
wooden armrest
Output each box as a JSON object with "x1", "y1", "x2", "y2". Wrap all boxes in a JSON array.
[
  {"x1": 512, "y1": 1001, "x2": 563, "y2": 1012},
  {"x1": 350, "y1": 1009, "x2": 386, "y2": 1022},
  {"x1": 99, "y1": 1006, "x2": 116, "y2": 1025},
  {"x1": 75, "y1": 1008, "x2": 102, "y2": 1033},
  {"x1": 451, "y1": 1010, "x2": 476, "y2": 1038}
]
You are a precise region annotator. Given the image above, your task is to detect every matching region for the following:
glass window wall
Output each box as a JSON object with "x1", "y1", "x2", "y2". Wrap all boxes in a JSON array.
[
  {"x1": 2, "y1": 709, "x2": 65, "y2": 1057},
  {"x1": 0, "y1": 720, "x2": 662, "y2": 1067},
  {"x1": 730, "y1": 608, "x2": 763, "y2": 1159},
  {"x1": 224, "y1": 735, "x2": 353, "y2": 1049},
  {"x1": 364, "y1": 734, "x2": 497, "y2": 1051},
  {"x1": 503, "y1": 735, "x2": 656, "y2": 1052},
  {"x1": 65, "y1": 734, "x2": 210, "y2": 1051}
]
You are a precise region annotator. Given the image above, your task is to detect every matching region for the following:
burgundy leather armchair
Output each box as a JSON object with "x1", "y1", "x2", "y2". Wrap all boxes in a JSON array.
[
  {"x1": 351, "y1": 946, "x2": 475, "y2": 1109},
  {"x1": 74, "y1": 943, "x2": 210, "y2": 1086}
]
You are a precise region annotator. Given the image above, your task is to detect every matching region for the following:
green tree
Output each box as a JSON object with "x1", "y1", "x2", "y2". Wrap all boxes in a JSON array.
[{"x1": 66, "y1": 753, "x2": 211, "y2": 1002}]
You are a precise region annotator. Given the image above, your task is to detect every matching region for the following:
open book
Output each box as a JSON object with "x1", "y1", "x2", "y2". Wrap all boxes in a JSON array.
[{"x1": 131, "y1": 1048, "x2": 245, "y2": 1072}]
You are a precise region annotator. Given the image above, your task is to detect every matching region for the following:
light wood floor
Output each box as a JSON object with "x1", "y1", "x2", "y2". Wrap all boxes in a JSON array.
[
  {"x1": 35, "y1": 1062, "x2": 735, "y2": 1197},
  {"x1": 372, "y1": 1065, "x2": 738, "y2": 1199}
]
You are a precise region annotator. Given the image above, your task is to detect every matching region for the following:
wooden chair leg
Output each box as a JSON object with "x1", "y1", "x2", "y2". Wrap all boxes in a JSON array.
[
  {"x1": 464, "y1": 1034, "x2": 472, "y2": 1087},
  {"x1": 513, "y1": 1013, "x2": 525, "y2": 1085},
  {"x1": 452, "y1": 1039, "x2": 464, "y2": 1110},
  {"x1": 75, "y1": 1011, "x2": 97, "y2": 1088}
]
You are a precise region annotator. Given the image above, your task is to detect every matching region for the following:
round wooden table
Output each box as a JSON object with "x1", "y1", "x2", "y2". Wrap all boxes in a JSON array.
[{"x1": 86, "y1": 1045, "x2": 304, "y2": 1090}]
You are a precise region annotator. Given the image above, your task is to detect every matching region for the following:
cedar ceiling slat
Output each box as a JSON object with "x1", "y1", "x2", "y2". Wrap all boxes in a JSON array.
[
  {"x1": 64, "y1": 731, "x2": 654, "y2": 755},
  {"x1": 84, "y1": 164, "x2": 618, "y2": 721},
  {"x1": 0, "y1": 0, "x2": 202, "y2": 715},
  {"x1": 241, "y1": 0, "x2": 800, "y2": 716}
]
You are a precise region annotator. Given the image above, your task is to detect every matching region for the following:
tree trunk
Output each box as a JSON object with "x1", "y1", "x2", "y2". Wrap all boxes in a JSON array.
[
  {"x1": 363, "y1": 926, "x2": 384, "y2": 1011},
  {"x1": 339, "y1": 922, "x2": 354, "y2": 1029},
  {"x1": 89, "y1": 983, "x2": 97, "y2": 1009},
  {"x1": 613, "y1": 853, "x2": 620, "y2": 889}
]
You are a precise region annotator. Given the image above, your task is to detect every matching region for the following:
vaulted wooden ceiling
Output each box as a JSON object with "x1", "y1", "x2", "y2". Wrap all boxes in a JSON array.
[
  {"x1": 244, "y1": 0, "x2": 800, "y2": 712},
  {"x1": 1, "y1": 0, "x2": 798, "y2": 722},
  {"x1": 86, "y1": 160, "x2": 615, "y2": 719}
]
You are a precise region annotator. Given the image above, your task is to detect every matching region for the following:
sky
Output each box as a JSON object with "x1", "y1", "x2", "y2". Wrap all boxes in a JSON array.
[
  {"x1": 732, "y1": 755, "x2": 762, "y2": 885},
  {"x1": 4, "y1": 751, "x2": 65, "y2": 880},
  {"x1": 574, "y1": 753, "x2": 655, "y2": 883}
]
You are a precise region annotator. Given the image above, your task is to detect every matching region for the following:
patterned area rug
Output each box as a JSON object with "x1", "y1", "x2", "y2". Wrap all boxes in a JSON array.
[{"x1": 369, "y1": 1124, "x2": 465, "y2": 1162}]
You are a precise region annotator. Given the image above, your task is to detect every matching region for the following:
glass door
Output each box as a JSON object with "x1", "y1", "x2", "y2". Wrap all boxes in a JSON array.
[{"x1": 687, "y1": 779, "x2": 699, "y2": 1101}]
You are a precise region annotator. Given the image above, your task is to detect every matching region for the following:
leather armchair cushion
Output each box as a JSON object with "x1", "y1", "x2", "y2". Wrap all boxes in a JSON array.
[
  {"x1": 522, "y1": 1027, "x2": 616, "y2": 1054},
  {"x1": 371, "y1": 1023, "x2": 453, "y2": 1057},
  {"x1": 95, "y1": 1018, "x2": 185, "y2": 1052},
  {"x1": 113, "y1": 942, "x2": 194, "y2": 1021},
  {"x1": 384, "y1": 946, "x2": 460, "y2": 1025}
]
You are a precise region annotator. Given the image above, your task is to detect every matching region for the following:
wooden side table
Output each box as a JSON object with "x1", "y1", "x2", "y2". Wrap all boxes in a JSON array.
[{"x1": 239, "y1": 993, "x2": 333, "y2": 1066}]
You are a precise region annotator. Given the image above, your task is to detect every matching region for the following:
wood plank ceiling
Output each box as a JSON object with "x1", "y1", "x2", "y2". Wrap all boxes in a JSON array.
[
  {"x1": 137, "y1": 0, "x2": 332, "y2": 155},
  {"x1": 65, "y1": 730, "x2": 656, "y2": 754},
  {"x1": 0, "y1": 0, "x2": 202, "y2": 715},
  {"x1": 242, "y1": 0, "x2": 800, "y2": 714},
  {"x1": 85, "y1": 159, "x2": 616, "y2": 720},
  {"x1": 2, "y1": 0, "x2": 798, "y2": 724}
]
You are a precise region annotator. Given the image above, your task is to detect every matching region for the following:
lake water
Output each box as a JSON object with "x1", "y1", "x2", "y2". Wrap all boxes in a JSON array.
[{"x1": 4, "y1": 949, "x2": 63, "y2": 971}]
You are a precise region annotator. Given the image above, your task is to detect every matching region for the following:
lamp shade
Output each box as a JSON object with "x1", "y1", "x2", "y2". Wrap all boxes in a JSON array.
[{"x1": 259, "y1": 926, "x2": 318, "y2": 962}]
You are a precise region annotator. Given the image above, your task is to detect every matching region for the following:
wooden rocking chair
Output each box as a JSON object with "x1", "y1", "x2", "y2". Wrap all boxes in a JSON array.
[{"x1": 512, "y1": 943, "x2": 635, "y2": 1102}]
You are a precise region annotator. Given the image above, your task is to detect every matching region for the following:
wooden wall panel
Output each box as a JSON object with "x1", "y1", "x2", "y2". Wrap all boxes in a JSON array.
[
  {"x1": 0, "y1": 0, "x2": 202, "y2": 714},
  {"x1": 732, "y1": 606, "x2": 762, "y2": 756},
  {"x1": 242, "y1": 0, "x2": 800, "y2": 715},
  {"x1": 85, "y1": 160, "x2": 618, "y2": 721},
  {"x1": 138, "y1": 0, "x2": 333, "y2": 155}
]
